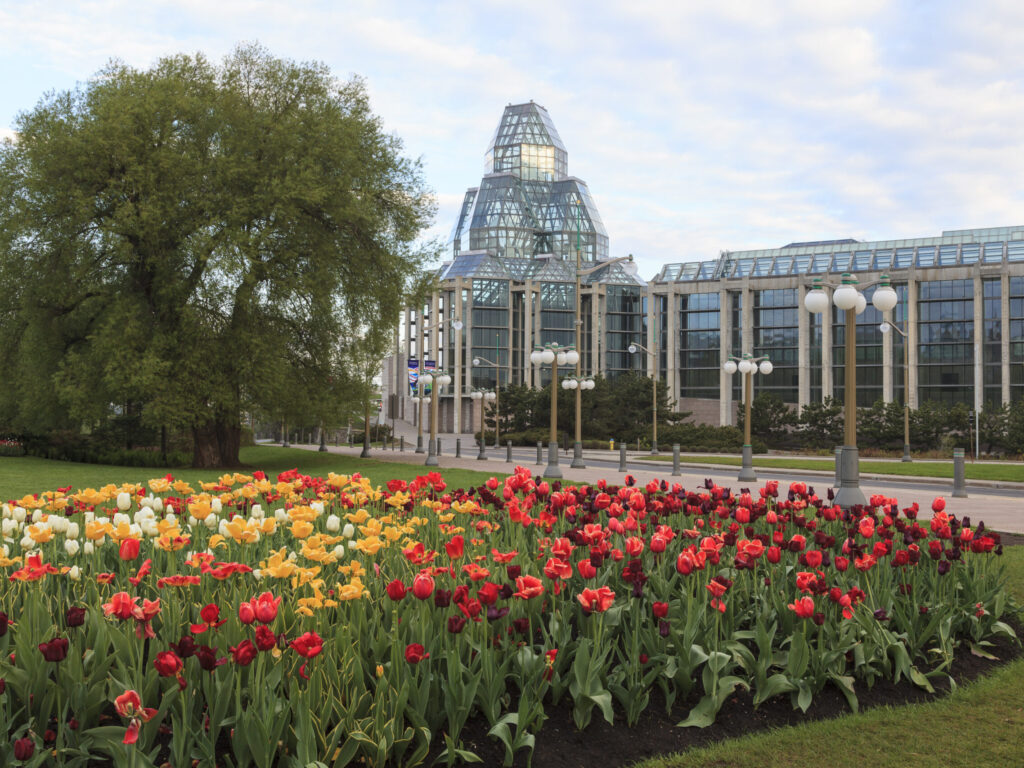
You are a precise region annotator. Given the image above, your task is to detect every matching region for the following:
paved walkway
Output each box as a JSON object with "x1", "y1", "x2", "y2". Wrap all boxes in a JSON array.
[{"x1": 288, "y1": 439, "x2": 1024, "y2": 534}]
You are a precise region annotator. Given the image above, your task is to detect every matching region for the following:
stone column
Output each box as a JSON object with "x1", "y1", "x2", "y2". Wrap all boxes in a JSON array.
[
  {"x1": 797, "y1": 283, "x2": 810, "y2": 409},
  {"x1": 523, "y1": 279, "x2": 534, "y2": 388},
  {"x1": 906, "y1": 278, "x2": 919, "y2": 409},
  {"x1": 646, "y1": 290, "x2": 657, "y2": 378},
  {"x1": 719, "y1": 287, "x2": 732, "y2": 426},
  {"x1": 666, "y1": 289, "x2": 679, "y2": 407},
  {"x1": 453, "y1": 278, "x2": 463, "y2": 434},
  {"x1": 973, "y1": 275, "x2": 984, "y2": 413},
  {"x1": 1001, "y1": 273, "x2": 1011, "y2": 406},
  {"x1": 594, "y1": 286, "x2": 604, "y2": 377},
  {"x1": 881, "y1": 301, "x2": 894, "y2": 404}
]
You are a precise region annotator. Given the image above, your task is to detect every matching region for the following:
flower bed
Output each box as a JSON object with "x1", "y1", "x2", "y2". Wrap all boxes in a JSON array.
[{"x1": 0, "y1": 467, "x2": 1016, "y2": 767}]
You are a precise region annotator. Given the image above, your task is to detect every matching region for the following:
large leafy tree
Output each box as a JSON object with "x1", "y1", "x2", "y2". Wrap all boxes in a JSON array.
[{"x1": 0, "y1": 44, "x2": 434, "y2": 466}]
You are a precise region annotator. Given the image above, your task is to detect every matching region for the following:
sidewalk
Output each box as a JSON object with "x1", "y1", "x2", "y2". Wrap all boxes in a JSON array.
[{"x1": 289, "y1": 441, "x2": 1024, "y2": 534}]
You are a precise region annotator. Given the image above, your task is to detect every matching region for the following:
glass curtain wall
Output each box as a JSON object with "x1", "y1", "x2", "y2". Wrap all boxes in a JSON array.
[
  {"x1": 917, "y1": 280, "x2": 974, "y2": 406},
  {"x1": 470, "y1": 280, "x2": 509, "y2": 389},
  {"x1": 983, "y1": 279, "x2": 1001, "y2": 407},
  {"x1": 606, "y1": 286, "x2": 644, "y2": 379},
  {"x1": 678, "y1": 292, "x2": 721, "y2": 399},
  {"x1": 537, "y1": 282, "x2": 575, "y2": 386},
  {"x1": 1010, "y1": 277, "x2": 1024, "y2": 402},
  {"x1": 833, "y1": 285, "x2": 885, "y2": 407},
  {"x1": 753, "y1": 289, "x2": 799, "y2": 403}
]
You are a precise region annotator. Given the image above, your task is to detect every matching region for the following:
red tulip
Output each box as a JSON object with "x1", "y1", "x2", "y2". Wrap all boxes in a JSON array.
[
  {"x1": 118, "y1": 538, "x2": 141, "y2": 561},
  {"x1": 404, "y1": 643, "x2": 429, "y2": 664},
  {"x1": 788, "y1": 596, "x2": 815, "y2": 619},
  {"x1": 289, "y1": 631, "x2": 324, "y2": 659},
  {"x1": 577, "y1": 586, "x2": 615, "y2": 613},
  {"x1": 38, "y1": 637, "x2": 69, "y2": 662},
  {"x1": 229, "y1": 640, "x2": 258, "y2": 666},
  {"x1": 238, "y1": 601, "x2": 256, "y2": 625},
  {"x1": 412, "y1": 573, "x2": 435, "y2": 600},
  {"x1": 386, "y1": 579, "x2": 408, "y2": 601},
  {"x1": 513, "y1": 575, "x2": 544, "y2": 600},
  {"x1": 652, "y1": 601, "x2": 669, "y2": 618},
  {"x1": 154, "y1": 650, "x2": 183, "y2": 677},
  {"x1": 252, "y1": 592, "x2": 281, "y2": 624},
  {"x1": 13, "y1": 736, "x2": 34, "y2": 760},
  {"x1": 445, "y1": 535, "x2": 465, "y2": 560},
  {"x1": 932, "y1": 497, "x2": 946, "y2": 513}
]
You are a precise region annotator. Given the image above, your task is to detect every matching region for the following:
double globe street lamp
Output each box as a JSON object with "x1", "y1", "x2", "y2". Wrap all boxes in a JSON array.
[
  {"x1": 468, "y1": 388, "x2": 497, "y2": 459},
  {"x1": 722, "y1": 353, "x2": 773, "y2": 482},
  {"x1": 413, "y1": 319, "x2": 463, "y2": 453},
  {"x1": 471, "y1": 354, "x2": 503, "y2": 449},
  {"x1": 804, "y1": 273, "x2": 899, "y2": 507},
  {"x1": 417, "y1": 368, "x2": 452, "y2": 467},
  {"x1": 531, "y1": 342, "x2": 579, "y2": 478},
  {"x1": 627, "y1": 341, "x2": 661, "y2": 454},
  {"x1": 561, "y1": 374, "x2": 595, "y2": 469}
]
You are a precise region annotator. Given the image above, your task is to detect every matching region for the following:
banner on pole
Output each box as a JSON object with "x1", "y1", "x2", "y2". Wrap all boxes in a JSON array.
[{"x1": 408, "y1": 358, "x2": 418, "y2": 395}]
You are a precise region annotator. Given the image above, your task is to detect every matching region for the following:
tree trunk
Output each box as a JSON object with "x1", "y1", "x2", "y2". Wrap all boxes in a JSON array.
[{"x1": 192, "y1": 418, "x2": 243, "y2": 468}]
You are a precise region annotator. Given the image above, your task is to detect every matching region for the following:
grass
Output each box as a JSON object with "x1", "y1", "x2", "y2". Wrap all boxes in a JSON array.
[
  {"x1": 0, "y1": 445, "x2": 503, "y2": 500},
  {"x1": 635, "y1": 546, "x2": 1024, "y2": 768},
  {"x1": 641, "y1": 454, "x2": 1024, "y2": 483}
]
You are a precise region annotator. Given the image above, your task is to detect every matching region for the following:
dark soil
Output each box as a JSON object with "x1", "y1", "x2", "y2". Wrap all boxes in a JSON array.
[{"x1": 433, "y1": 618, "x2": 1023, "y2": 768}]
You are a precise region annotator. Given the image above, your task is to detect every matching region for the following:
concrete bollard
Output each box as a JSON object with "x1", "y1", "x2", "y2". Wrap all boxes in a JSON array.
[
  {"x1": 536, "y1": 442, "x2": 543, "y2": 465},
  {"x1": 455, "y1": 438, "x2": 462, "y2": 458},
  {"x1": 506, "y1": 441, "x2": 513, "y2": 462},
  {"x1": 672, "y1": 444, "x2": 681, "y2": 476},
  {"x1": 834, "y1": 447, "x2": 843, "y2": 488},
  {"x1": 436, "y1": 438, "x2": 442, "y2": 456},
  {"x1": 618, "y1": 443, "x2": 627, "y2": 473},
  {"x1": 952, "y1": 448, "x2": 967, "y2": 498},
  {"x1": 400, "y1": 436, "x2": 405, "y2": 452}
]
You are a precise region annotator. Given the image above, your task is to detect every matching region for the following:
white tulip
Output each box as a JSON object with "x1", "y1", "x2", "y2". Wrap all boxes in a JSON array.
[
  {"x1": 252, "y1": 569, "x2": 263, "y2": 581},
  {"x1": 152, "y1": 497, "x2": 163, "y2": 513},
  {"x1": 347, "y1": 539, "x2": 359, "y2": 549},
  {"x1": 83, "y1": 541, "x2": 95, "y2": 555},
  {"x1": 13, "y1": 507, "x2": 26, "y2": 523},
  {"x1": 2, "y1": 519, "x2": 18, "y2": 536},
  {"x1": 140, "y1": 496, "x2": 153, "y2": 510},
  {"x1": 68, "y1": 565, "x2": 81, "y2": 581},
  {"x1": 205, "y1": 515, "x2": 219, "y2": 530},
  {"x1": 332, "y1": 544, "x2": 347, "y2": 560},
  {"x1": 342, "y1": 523, "x2": 355, "y2": 539},
  {"x1": 112, "y1": 513, "x2": 129, "y2": 527},
  {"x1": 211, "y1": 498, "x2": 222, "y2": 514},
  {"x1": 20, "y1": 535, "x2": 34, "y2": 550},
  {"x1": 1, "y1": 504, "x2": 9, "y2": 519},
  {"x1": 274, "y1": 508, "x2": 288, "y2": 523},
  {"x1": 51, "y1": 516, "x2": 68, "y2": 534},
  {"x1": 250, "y1": 504, "x2": 264, "y2": 520},
  {"x1": 66, "y1": 521, "x2": 80, "y2": 540},
  {"x1": 84, "y1": 511, "x2": 95, "y2": 524},
  {"x1": 218, "y1": 520, "x2": 230, "y2": 537},
  {"x1": 287, "y1": 551, "x2": 297, "y2": 561},
  {"x1": 188, "y1": 516, "x2": 198, "y2": 527},
  {"x1": 31, "y1": 509, "x2": 43, "y2": 524},
  {"x1": 64, "y1": 539, "x2": 80, "y2": 557},
  {"x1": 311, "y1": 501, "x2": 324, "y2": 515},
  {"x1": 325, "y1": 514, "x2": 341, "y2": 533},
  {"x1": 116, "y1": 492, "x2": 132, "y2": 511},
  {"x1": 129, "y1": 524, "x2": 142, "y2": 538}
]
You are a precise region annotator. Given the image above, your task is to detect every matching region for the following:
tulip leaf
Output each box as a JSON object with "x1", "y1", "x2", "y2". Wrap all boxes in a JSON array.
[
  {"x1": 787, "y1": 630, "x2": 809, "y2": 679},
  {"x1": 590, "y1": 690, "x2": 615, "y2": 725},
  {"x1": 753, "y1": 673, "x2": 796, "y2": 707},
  {"x1": 795, "y1": 680, "x2": 813, "y2": 712},
  {"x1": 909, "y1": 665, "x2": 935, "y2": 691},
  {"x1": 827, "y1": 672, "x2": 859, "y2": 713},
  {"x1": 677, "y1": 694, "x2": 718, "y2": 728}
]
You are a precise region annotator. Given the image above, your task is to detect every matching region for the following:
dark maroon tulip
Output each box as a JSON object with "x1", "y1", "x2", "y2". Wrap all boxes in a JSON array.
[
  {"x1": 13, "y1": 736, "x2": 34, "y2": 760},
  {"x1": 38, "y1": 637, "x2": 69, "y2": 662},
  {"x1": 65, "y1": 607, "x2": 86, "y2": 628},
  {"x1": 171, "y1": 636, "x2": 197, "y2": 658},
  {"x1": 0, "y1": 611, "x2": 8, "y2": 636}
]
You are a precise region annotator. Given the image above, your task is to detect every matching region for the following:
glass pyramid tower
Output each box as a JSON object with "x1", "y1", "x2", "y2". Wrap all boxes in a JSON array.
[{"x1": 448, "y1": 102, "x2": 610, "y2": 264}]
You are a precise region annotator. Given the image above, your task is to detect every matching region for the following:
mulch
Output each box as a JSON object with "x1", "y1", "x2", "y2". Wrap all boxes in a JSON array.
[{"x1": 437, "y1": 617, "x2": 1021, "y2": 768}]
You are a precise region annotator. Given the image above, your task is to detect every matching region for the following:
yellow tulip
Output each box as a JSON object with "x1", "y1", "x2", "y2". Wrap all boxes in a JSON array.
[{"x1": 148, "y1": 478, "x2": 171, "y2": 493}]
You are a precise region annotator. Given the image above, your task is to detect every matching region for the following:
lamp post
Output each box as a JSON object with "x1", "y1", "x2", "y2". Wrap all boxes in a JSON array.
[
  {"x1": 805, "y1": 273, "x2": 899, "y2": 507},
  {"x1": 412, "y1": 318, "x2": 463, "y2": 454},
  {"x1": 561, "y1": 374, "x2": 595, "y2": 468},
  {"x1": 468, "y1": 389, "x2": 497, "y2": 459},
  {"x1": 722, "y1": 353, "x2": 773, "y2": 482},
  {"x1": 530, "y1": 342, "x2": 578, "y2": 478},
  {"x1": 419, "y1": 368, "x2": 452, "y2": 466},
  {"x1": 879, "y1": 319, "x2": 912, "y2": 462},
  {"x1": 472, "y1": 351, "x2": 504, "y2": 448},
  {"x1": 627, "y1": 341, "x2": 661, "y2": 454}
]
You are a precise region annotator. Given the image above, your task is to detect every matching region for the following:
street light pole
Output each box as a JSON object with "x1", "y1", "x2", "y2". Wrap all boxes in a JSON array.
[
  {"x1": 806, "y1": 273, "x2": 899, "y2": 507},
  {"x1": 627, "y1": 341, "x2": 659, "y2": 454},
  {"x1": 879, "y1": 319, "x2": 912, "y2": 462},
  {"x1": 531, "y1": 343, "x2": 578, "y2": 478},
  {"x1": 472, "y1": 353, "x2": 503, "y2": 449},
  {"x1": 413, "y1": 318, "x2": 463, "y2": 454},
  {"x1": 421, "y1": 369, "x2": 452, "y2": 467},
  {"x1": 722, "y1": 353, "x2": 773, "y2": 482}
]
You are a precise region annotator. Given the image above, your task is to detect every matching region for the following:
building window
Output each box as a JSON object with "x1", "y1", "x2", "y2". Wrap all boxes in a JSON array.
[
  {"x1": 917, "y1": 279, "x2": 974, "y2": 406},
  {"x1": 605, "y1": 285, "x2": 644, "y2": 379},
  {"x1": 754, "y1": 289, "x2": 799, "y2": 404},
  {"x1": 833, "y1": 285, "x2": 885, "y2": 407},
  {"x1": 678, "y1": 292, "x2": 720, "y2": 399}
]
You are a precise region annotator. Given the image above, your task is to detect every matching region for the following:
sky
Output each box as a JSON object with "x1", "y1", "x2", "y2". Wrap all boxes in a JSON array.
[{"x1": 3, "y1": 0, "x2": 1024, "y2": 279}]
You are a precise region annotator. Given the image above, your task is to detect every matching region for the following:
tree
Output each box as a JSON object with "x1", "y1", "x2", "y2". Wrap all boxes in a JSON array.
[
  {"x1": 0, "y1": 44, "x2": 434, "y2": 466},
  {"x1": 738, "y1": 393, "x2": 795, "y2": 447},
  {"x1": 796, "y1": 397, "x2": 844, "y2": 450},
  {"x1": 857, "y1": 399, "x2": 905, "y2": 450}
]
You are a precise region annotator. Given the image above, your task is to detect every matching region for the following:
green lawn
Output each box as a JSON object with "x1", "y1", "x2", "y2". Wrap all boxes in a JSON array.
[
  {"x1": 0, "y1": 446, "x2": 504, "y2": 500},
  {"x1": 642, "y1": 454, "x2": 1024, "y2": 483},
  {"x1": 635, "y1": 546, "x2": 1024, "y2": 768}
]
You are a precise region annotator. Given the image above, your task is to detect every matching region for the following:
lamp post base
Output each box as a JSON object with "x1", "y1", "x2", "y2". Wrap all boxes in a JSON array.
[
  {"x1": 425, "y1": 440, "x2": 439, "y2": 466},
  {"x1": 318, "y1": 433, "x2": 328, "y2": 452},
  {"x1": 902, "y1": 444, "x2": 912, "y2": 462},
  {"x1": 360, "y1": 445, "x2": 370, "y2": 458},
  {"x1": 650, "y1": 441, "x2": 659, "y2": 456},
  {"x1": 477, "y1": 440, "x2": 487, "y2": 460},
  {"x1": 737, "y1": 444, "x2": 757, "y2": 483},
  {"x1": 543, "y1": 442, "x2": 563, "y2": 479},
  {"x1": 570, "y1": 441, "x2": 586, "y2": 469},
  {"x1": 834, "y1": 446, "x2": 866, "y2": 509},
  {"x1": 415, "y1": 435, "x2": 424, "y2": 454}
]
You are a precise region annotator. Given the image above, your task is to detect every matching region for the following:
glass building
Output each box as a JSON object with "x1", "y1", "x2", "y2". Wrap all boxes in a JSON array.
[{"x1": 381, "y1": 102, "x2": 1024, "y2": 431}]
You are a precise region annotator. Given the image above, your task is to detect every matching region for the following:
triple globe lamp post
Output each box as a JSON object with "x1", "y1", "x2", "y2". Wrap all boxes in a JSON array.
[
  {"x1": 804, "y1": 273, "x2": 899, "y2": 508},
  {"x1": 722, "y1": 353, "x2": 773, "y2": 482},
  {"x1": 530, "y1": 342, "x2": 580, "y2": 478},
  {"x1": 468, "y1": 386, "x2": 497, "y2": 460}
]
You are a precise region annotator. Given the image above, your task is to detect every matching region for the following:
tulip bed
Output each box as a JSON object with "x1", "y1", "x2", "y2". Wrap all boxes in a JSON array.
[{"x1": 0, "y1": 467, "x2": 1016, "y2": 767}]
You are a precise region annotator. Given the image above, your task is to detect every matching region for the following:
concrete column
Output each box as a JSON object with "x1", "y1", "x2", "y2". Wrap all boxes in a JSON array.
[
  {"x1": 453, "y1": 279, "x2": 463, "y2": 434},
  {"x1": 720, "y1": 288, "x2": 732, "y2": 426},
  {"x1": 404, "y1": 307, "x2": 414, "y2": 421},
  {"x1": 1001, "y1": 273, "x2": 1011, "y2": 406},
  {"x1": 430, "y1": 291, "x2": 440, "y2": 430},
  {"x1": 595, "y1": 286, "x2": 604, "y2": 377},
  {"x1": 523, "y1": 279, "x2": 534, "y2": 388},
  {"x1": 797, "y1": 283, "x2": 810, "y2": 409},
  {"x1": 464, "y1": 281, "x2": 474, "y2": 390},
  {"x1": 666, "y1": 289, "x2": 679, "y2": 407},
  {"x1": 646, "y1": 290, "x2": 657, "y2": 378},
  {"x1": 973, "y1": 275, "x2": 984, "y2": 413},
  {"x1": 881, "y1": 304, "x2": 894, "y2": 404},
  {"x1": 741, "y1": 284, "x2": 753, "y2": 400},
  {"x1": 821, "y1": 290, "x2": 833, "y2": 400},
  {"x1": 907, "y1": 278, "x2": 919, "y2": 409}
]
